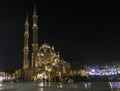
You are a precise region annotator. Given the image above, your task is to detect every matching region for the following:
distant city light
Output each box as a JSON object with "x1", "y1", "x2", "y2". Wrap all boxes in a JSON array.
[{"x1": 86, "y1": 66, "x2": 120, "y2": 76}]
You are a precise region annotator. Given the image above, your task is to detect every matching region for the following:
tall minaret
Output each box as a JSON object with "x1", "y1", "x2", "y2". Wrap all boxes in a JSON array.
[
  {"x1": 32, "y1": 3, "x2": 39, "y2": 68},
  {"x1": 23, "y1": 13, "x2": 29, "y2": 69}
]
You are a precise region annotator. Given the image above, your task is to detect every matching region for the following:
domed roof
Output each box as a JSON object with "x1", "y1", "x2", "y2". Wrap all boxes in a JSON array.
[{"x1": 40, "y1": 43, "x2": 51, "y2": 49}]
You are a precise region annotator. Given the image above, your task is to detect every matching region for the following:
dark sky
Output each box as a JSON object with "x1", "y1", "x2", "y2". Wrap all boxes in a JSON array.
[{"x1": 0, "y1": 1, "x2": 120, "y2": 72}]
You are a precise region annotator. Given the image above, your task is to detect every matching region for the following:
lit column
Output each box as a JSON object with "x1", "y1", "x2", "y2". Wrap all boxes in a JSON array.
[{"x1": 23, "y1": 13, "x2": 29, "y2": 69}]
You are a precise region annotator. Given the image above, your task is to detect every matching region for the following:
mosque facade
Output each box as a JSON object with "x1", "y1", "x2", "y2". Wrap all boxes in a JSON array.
[{"x1": 22, "y1": 4, "x2": 71, "y2": 81}]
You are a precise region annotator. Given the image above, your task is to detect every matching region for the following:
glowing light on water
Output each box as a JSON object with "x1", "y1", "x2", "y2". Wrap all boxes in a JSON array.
[
  {"x1": 38, "y1": 88, "x2": 44, "y2": 91},
  {"x1": 84, "y1": 82, "x2": 91, "y2": 89},
  {"x1": 38, "y1": 82, "x2": 44, "y2": 87},
  {"x1": 109, "y1": 82, "x2": 120, "y2": 90},
  {"x1": 84, "y1": 83, "x2": 87, "y2": 88},
  {"x1": 57, "y1": 82, "x2": 63, "y2": 88}
]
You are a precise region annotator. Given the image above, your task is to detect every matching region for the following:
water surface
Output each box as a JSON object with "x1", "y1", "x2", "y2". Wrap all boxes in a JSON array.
[{"x1": 0, "y1": 82, "x2": 119, "y2": 91}]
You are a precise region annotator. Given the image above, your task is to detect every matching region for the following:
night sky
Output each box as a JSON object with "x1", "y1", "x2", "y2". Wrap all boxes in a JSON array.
[{"x1": 0, "y1": 1, "x2": 120, "y2": 72}]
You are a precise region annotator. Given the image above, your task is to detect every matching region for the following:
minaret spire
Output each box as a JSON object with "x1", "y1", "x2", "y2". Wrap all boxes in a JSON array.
[
  {"x1": 23, "y1": 13, "x2": 29, "y2": 69},
  {"x1": 32, "y1": 2, "x2": 39, "y2": 68},
  {"x1": 32, "y1": 2, "x2": 38, "y2": 43},
  {"x1": 25, "y1": 12, "x2": 29, "y2": 25},
  {"x1": 33, "y1": 2, "x2": 37, "y2": 15}
]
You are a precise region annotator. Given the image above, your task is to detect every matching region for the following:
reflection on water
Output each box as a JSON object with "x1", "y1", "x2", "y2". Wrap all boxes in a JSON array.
[
  {"x1": 0, "y1": 83, "x2": 4, "y2": 90},
  {"x1": 0, "y1": 82, "x2": 15, "y2": 90},
  {"x1": 84, "y1": 82, "x2": 91, "y2": 89},
  {"x1": 2, "y1": 82, "x2": 120, "y2": 91},
  {"x1": 38, "y1": 82, "x2": 52, "y2": 87},
  {"x1": 83, "y1": 82, "x2": 120, "y2": 90},
  {"x1": 84, "y1": 82, "x2": 120, "y2": 90},
  {"x1": 38, "y1": 82, "x2": 44, "y2": 87},
  {"x1": 109, "y1": 82, "x2": 120, "y2": 90},
  {"x1": 57, "y1": 82, "x2": 63, "y2": 88},
  {"x1": 38, "y1": 87, "x2": 44, "y2": 91}
]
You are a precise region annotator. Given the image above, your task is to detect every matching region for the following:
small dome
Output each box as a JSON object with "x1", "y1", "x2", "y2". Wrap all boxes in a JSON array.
[{"x1": 40, "y1": 43, "x2": 51, "y2": 49}]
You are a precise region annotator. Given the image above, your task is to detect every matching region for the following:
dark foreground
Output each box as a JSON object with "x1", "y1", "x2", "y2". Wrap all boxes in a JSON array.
[{"x1": 0, "y1": 81, "x2": 120, "y2": 91}]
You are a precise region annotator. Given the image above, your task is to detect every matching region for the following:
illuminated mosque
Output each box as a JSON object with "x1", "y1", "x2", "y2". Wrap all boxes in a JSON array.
[{"x1": 22, "y1": 4, "x2": 71, "y2": 81}]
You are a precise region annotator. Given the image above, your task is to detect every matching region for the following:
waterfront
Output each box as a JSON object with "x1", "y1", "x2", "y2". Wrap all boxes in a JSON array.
[{"x1": 0, "y1": 82, "x2": 120, "y2": 91}]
